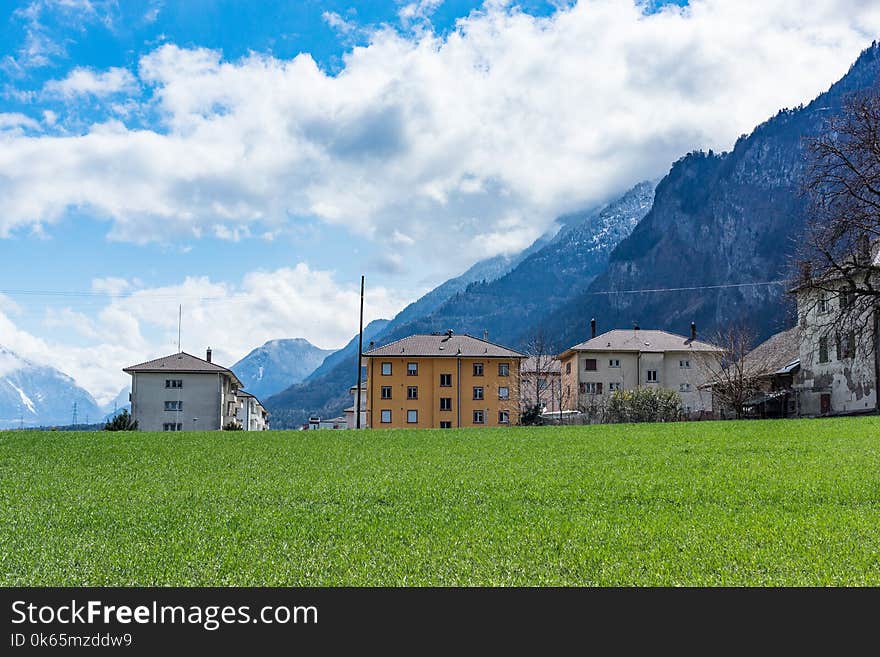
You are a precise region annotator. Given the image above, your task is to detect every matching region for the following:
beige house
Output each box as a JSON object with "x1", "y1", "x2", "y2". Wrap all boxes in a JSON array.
[
  {"x1": 235, "y1": 390, "x2": 270, "y2": 430},
  {"x1": 557, "y1": 324, "x2": 722, "y2": 417},
  {"x1": 124, "y1": 349, "x2": 244, "y2": 431}
]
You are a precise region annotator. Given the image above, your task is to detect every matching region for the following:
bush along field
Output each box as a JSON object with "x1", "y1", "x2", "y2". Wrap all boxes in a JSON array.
[{"x1": 2, "y1": 416, "x2": 880, "y2": 586}]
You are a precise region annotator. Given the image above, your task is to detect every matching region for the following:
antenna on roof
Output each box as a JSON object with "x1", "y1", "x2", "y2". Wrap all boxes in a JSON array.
[{"x1": 178, "y1": 304, "x2": 182, "y2": 353}]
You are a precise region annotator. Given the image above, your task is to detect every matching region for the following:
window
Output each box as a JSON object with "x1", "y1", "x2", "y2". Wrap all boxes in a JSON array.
[
  {"x1": 473, "y1": 410, "x2": 485, "y2": 424},
  {"x1": 440, "y1": 373, "x2": 452, "y2": 387},
  {"x1": 818, "y1": 337, "x2": 829, "y2": 364},
  {"x1": 440, "y1": 397, "x2": 452, "y2": 411},
  {"x1": 381, "y1": 362, "x2": 392, "y2": 376},
  {"x1": 473, "y1": 386, "x2": 484, "y2": 400},
  {"x1": 498, "y1": 386, "x2": 509, "y2": 400},
  {"x1": 498, "y1": 410, "x2": 510, "y2": 424},
  {"x1": 162, "y1": 422, "x2": 182, "y2": 431},
  {"x1": 164, "y1": 400, "x2": 183, "y2": 411},
  {"x1": 407, "y1": 362, "x2": 418, "y2": 376},
  {"x1": 609, "y1": 382, "x2": 621, "y2": 392},
  {"x1": 407, "y1": 410, "x2": 418, "y2": 424},
  {"x1": 680, "y1": 383, "x2": 692, "y2": 392},
  {"x1": 407, "y1": 386, "x2": 418, "y2": 400},
  {"x1": 679, "y1": 360, "x2": 690, "y2": 369},
  {"x1": 566, "y1": 362, "x2": 571, "y2": 374},
  {"x1": 837, "y1": 332, "x2": 856, "y2": 360},
  {"x1": 818, "y1": 294, "x2": 829, "y2": 314},
  {"x1": 840, "y1": 287, "x2": 854, "y2": 308},
  {"x1": 498, "y1": 362, "x2": 510, "y2": 376},
  {"x1": 381, "y1": 386, "x2": 392, "y2": 400},
  {"x1": 440, "y1": 421, "x2": 452, "y2": 429},
  {"x1": 609, "y1": 359, "x2": 620, "y2": 368},
  {"x1": 165, "y1": 379, "x2": 182, "y2": 388},
  {"x1": 584, "y1": 358, "x2": 597, "y2": 371},
  {"x1": 646, "y1": 370, "x2": 658, "y2": 383},
  {"x1": 581, "y1": 382, "x2": 602, "y2": 395},
  {"x1": 380, "y1": 409, "x2": 392, "y2": 424},
  {"x1": 473, "y1": 362, "x2": 484, "y2": 376},
  {"x1": 537, "y1": 378, "x2": 547, "y2": 389}
]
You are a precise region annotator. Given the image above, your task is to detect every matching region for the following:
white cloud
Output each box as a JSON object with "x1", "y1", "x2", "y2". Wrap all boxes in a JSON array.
[
  {"x1": 91, "y1": 276, "x2": 132, "y2": 296},
  {"x1": 399, "y1": 0, "x2": 445, "y2": 27},
  {"x1": 43, "y1": 66, "x2": 138, "y2": 98},
  {"x1": 0, "y1": 112, "x2": 41, "y2": 133},
  {"x1": 0, "y1": 264, "x2": 409, "y2": 403},
  {"x1": 1, "y1": 1, "x2": 879, "y2": 276},
  {"x1": 322, "y1": 11, "x2": 358, "y2": 35}
]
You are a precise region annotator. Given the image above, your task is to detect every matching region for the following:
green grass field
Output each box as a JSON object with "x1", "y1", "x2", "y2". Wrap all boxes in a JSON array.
[{"x1": 2, "y1": 417, "x2": 880, "y2": 586}]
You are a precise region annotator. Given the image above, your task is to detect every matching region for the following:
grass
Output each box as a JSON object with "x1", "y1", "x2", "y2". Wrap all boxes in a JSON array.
[{"x1": 2, "y1": 416, "x2": 880, "y2": 586}]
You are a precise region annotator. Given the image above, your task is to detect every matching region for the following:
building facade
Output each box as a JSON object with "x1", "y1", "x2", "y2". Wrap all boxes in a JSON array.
[
  {"x1": 557, "y1": 324, "x2": 722, "y2": 416},
  {"x1": 124, "y1": 349, "x2": 245, "y2": 431},
  {"x1": 363, "y1": 331, "x2": 526, "y2": 429},
  {"x1": 520, "y1": 356, "x2": 563, "y2": 414},
  {"x1": 793, "y1": 285, "x2": 878, "y2": 416},
  {"x1": 344, "y1": 382, "x2": 367, "y2": 429},
  {"x1": 235, "y1": 391, "x2": 270, "y2": 430}
]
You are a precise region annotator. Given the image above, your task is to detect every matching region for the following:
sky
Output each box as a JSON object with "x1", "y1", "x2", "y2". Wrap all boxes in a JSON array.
[{"x1": 0, "y1": 0, "x2": 879, "y2": 405}]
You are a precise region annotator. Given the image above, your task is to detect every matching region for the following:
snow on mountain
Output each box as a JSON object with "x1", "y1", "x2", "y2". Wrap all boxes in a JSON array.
[
  {"x1": 0, "y1": 345, "x2": 102, "y2": 428},
  {"x1": 231, "y1": 338, "x2": 335, "y2": 400}
]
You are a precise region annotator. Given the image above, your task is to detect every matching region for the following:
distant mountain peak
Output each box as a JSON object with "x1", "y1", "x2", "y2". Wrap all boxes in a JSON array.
[
  {"x1": 231, "y1": 337, "x2": 335, "y2": 400},
  {"x1": 0, "y1": 344, "x2": 101, "y2": 428}
]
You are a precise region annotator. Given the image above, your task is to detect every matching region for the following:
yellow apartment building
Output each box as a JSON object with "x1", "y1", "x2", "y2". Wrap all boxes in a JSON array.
[{"x1": 363, "y1": 330, "x2": 526, "y2": 429}]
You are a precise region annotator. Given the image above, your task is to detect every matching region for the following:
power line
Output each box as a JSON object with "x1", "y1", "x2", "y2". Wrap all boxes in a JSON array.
[
  {"x1": 0, "y1": 279, "x2": 789, "y2": 302},
  {"x1": 580, "y1": 280, "x2": 787, "y2": 296}
]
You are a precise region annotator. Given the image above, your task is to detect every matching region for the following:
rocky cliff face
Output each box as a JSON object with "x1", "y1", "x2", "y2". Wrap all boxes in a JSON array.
[{"x1": 538, "y1": 42, "x2": 880, "y2": 349}]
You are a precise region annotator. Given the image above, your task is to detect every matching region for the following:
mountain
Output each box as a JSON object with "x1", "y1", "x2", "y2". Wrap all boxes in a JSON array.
[
  {"x1": 304, "y1": 319, "x2": 390, "y2": 383},
  {"x1": 265, "y1": 180, "x2": 655, "y2": 427},
  {"x1": 534, "y1": 41, "x2": 880, "y2": 350},
  {"x1": 382, "y1": 179, "x2": 657, "y2": 347},
  {"x1": 385, "y1": 231, "x2": 557, "y2": 331},
  {"x1": 0, "y1": 346, "x2": 101, "y2": 428},
  {"x1": 231, "y1": 338, "x2": 335, "y2": 400}
]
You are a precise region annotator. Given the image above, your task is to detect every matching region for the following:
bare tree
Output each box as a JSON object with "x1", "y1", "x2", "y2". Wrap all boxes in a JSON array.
[
  {"x1": 797, "y1": 90, "x2": 880, "y2": 358},
  {"x1": 520, "y1": 332, "x2": 560, "y2": 423},
  {"x1": 700, "y1": 324, "x2": 760, "y2": 419}
]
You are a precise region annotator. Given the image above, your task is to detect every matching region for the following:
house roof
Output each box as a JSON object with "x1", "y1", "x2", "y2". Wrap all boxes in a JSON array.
[
  {"x1": 742, "y1": 326, "x2": 801, "y2": 379},
  {"x1": 363, "y1": 333, "x2": 525, "y2": 358},
  {"x1": 521, "y1": 356, "x2": 562, "y2": 374},
  {"x1": 123, "y1": 351, "x2": 243, "y2": 387},
  {"x1": 235, "y1": 390, "x2": 267, "y2": 407},
  {"x1": 559, "y1": 329, "x2": 722, "y2": 358}
]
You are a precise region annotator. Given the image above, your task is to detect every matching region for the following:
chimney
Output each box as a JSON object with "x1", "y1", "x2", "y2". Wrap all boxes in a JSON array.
[
  {"x1": 633, "y1": 323, "x2": 640, "y2": 331},
  {"x1": 369, "y1": 341, "x2": 375, "y2": 350},
  {"x1": 483, "y1": 330, "x2": 489, "y2": 341},
  {"x1": 590, "y1": 318, "x2": 596, "y2": 339},
  {"x1": 690, "y1": 322, "x2": 697, "y2": 341},
  {"x1": 206, "y1": 347, "x2": 212, "y2": 363}
]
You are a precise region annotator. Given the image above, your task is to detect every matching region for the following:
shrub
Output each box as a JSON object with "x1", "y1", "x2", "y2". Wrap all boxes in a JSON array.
[
  {"x1": 104, "y1": 409, "x2": 138, "y2": 431},
  {"x1": 520, "y1": 403, "x2": 544, "y2": 426},
  {"x1": 223, "y1": 421, "x2": 243, "y2": 431},
  {"x1": 607, "y1": 388, "x2": 683, "y2": 424}
]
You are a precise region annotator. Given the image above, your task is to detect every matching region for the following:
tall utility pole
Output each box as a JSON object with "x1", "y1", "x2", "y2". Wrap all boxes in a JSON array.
[
  {"x1": 178, "y1": 304, "x2": 182, "y2": 353},
  {"x1": 355, "y1": 275, "x2": 365, "y2": 429},
  {"x1": 71, "y1": 401, "x2": 77, "y2": 427}
]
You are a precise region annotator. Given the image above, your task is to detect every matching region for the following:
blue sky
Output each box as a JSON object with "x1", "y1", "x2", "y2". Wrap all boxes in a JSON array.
[{"x1": 0, "y1": 0, "x2": 875, "y2": 402}]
